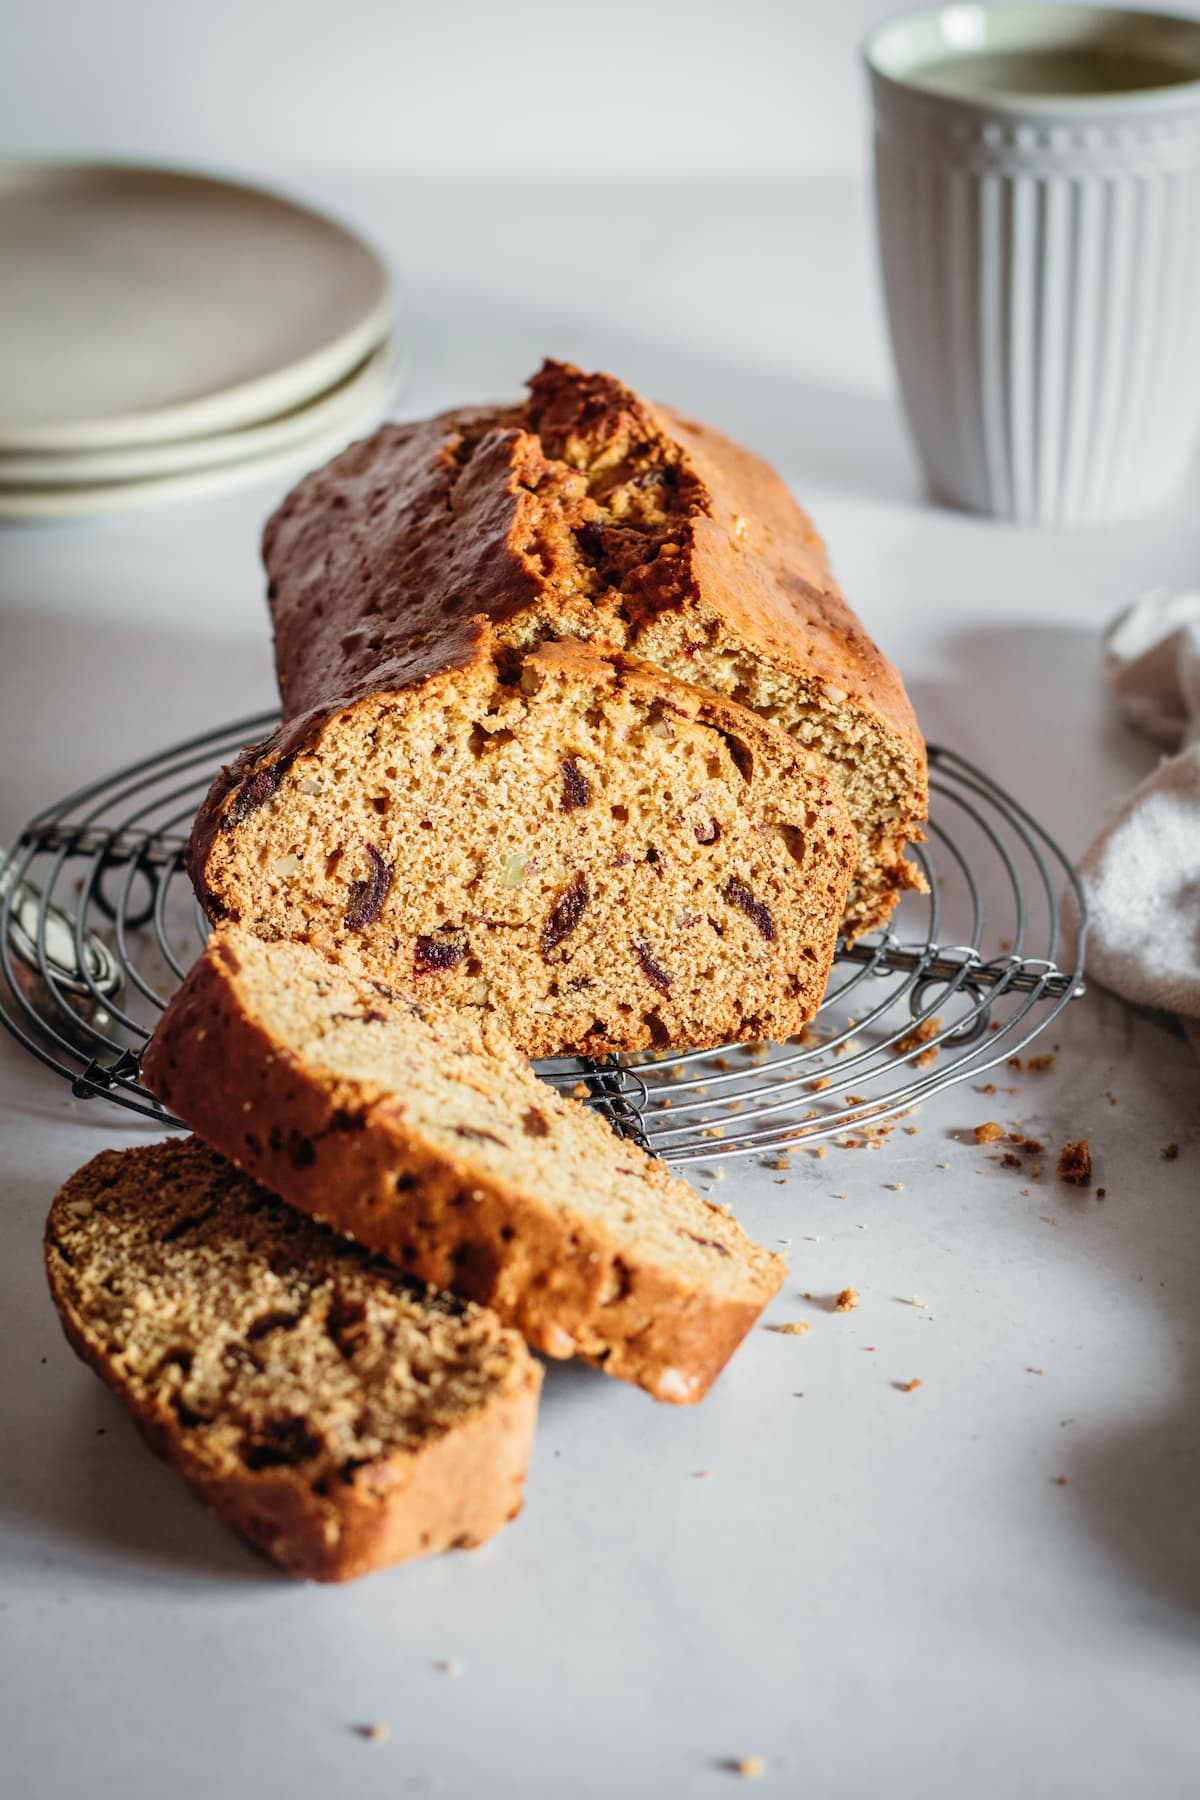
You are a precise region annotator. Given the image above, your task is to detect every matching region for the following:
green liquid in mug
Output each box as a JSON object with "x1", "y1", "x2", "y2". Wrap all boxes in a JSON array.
[{"x1": 914, "y1": 46, "x2": 1192, "y2": 98}]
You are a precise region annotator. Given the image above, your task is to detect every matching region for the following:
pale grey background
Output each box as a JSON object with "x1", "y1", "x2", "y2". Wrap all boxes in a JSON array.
[{"x1": 1, "y1": 0, "x2": 1194, "y2": 181}]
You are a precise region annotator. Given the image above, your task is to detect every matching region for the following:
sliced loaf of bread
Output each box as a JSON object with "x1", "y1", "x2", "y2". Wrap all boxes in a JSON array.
[
  {"x1": 262, "y1": 359, "x2": 926, "y2": 939},
  {"x1": 141, "y1": 926, "x2": 787, "y2": 1404},
  {"x1": 187, "y1": 627, "x2": 856, "y2": 1058},
  {"x1": 45, "y1": 1138, "x2": 541, "y2": 1582}
]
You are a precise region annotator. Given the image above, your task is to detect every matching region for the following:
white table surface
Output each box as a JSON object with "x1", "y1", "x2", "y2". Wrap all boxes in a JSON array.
[{"x1": 2, "y1": 175, "x2": 1199, "y2": 1800}]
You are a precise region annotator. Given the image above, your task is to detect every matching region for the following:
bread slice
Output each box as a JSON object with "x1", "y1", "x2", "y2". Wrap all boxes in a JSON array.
[
  {"x1": 141, "y1": 926, "x2": 787, "y2": 1404},
  {"x1": 188, "y1": 626, "x2": 856, "y2": 1058},
  {"x1": 45, "y1": 1139, "x2": 541, "y2": 1582},
  {"x1": 262, "y1": 359, "x2": 926, "y2": 939}
]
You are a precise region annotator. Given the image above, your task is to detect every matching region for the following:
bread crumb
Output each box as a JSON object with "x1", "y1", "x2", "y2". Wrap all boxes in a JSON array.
[
  {"x1": 1057, "y1": 1140, "x2": 1091, "y2": 1185},
  {"x1": 885, "y1": 1181, "x2": 905, "y2": 1191},
  {"x1": 810, "y1": 1075, "x2": 831, "y2": 1091},
  {"x1": 979, "y1": 1083, "x2": 997, "y2": 1095},
  {"x1": 904, "y1": 1125, "x2": 919, "y2": 1136},
  {"x1": 893, "y1": 1016, "x2": 942, "y2": 1066},
  {"x1": 812, "y1": 1146, "x2": 827, "y2": 1160},
  {"x1": 1027, "y1": 1367, "x2": 1045, "y2": 1376},
  {"x1": 936, "y1": 1162, "x2": 949, "y2": 1170},
  {"x1": 1161, "y1": 1143, "x2": 1179, "y2": 1160},
  {"x1": 835, "y1": 1287, "x2": 860, "y2": 1312},
  {"x1": 1052, "y1": 1476, "x2": 1067, "y2": 1487},
  {"x1": 730, "y1": 1757, "x2": 766, "y2": 1780},
  {"x1": 973, "y1": 1121, "x2": 1005, "y2": 1144},
  {"x1": 1026, "y1": 1054, "x2": 1056, "y2": 1072},
  {"x1": 1096, "y1": 1187, "x2": 1106, "y2": 1199},
  {"x1": 357, "y1": 1724, "x2": 391, "y2": 1743},
  {"x1": 572, "y1": 1082, "x2": 590, "y2": 1098},
  {"x1": 897, "y1": 1378, "x2": 922, "y2": 1393},
  {"x1": 1104, "y1": 1091, "x2": 1117, "y2": 1105},
  {"x1": 435, "y1": 1659, "x2": 463, "y2": 1676},
  {"x1": 693, "y1": 1470, "x2": 711, "y2": 1479},
  {"x1": 907, "y1": 1295, "x2": 927, "y2": 1308},
  {"x1": 769, "y1": 1320, "x2": 812, "y2": 1337}
]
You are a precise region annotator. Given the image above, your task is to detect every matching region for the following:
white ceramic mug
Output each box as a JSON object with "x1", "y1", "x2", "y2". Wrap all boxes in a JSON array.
[{"x1": 865, "y1": 4, "x2": 1200, "y2": 524}]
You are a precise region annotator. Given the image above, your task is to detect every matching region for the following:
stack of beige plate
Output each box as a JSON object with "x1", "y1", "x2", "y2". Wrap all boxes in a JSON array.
[{"x1": 0, "y1": 164, "x2": 399, "y2": 519}]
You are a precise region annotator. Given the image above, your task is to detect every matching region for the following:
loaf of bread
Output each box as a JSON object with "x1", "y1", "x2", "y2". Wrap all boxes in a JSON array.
[
  {"x1": 45, "y1": 1139, "x2": 540, "y2": 1582},
  {"x1": 259, "y1": 359, "x2": 926, "y2": 939},
  {"x1": 188, "y1": 626, "x2": 856, "y2": 1057},
  {"x1": 141, "y1": 926, "x2": 787, "y2": 1404}
]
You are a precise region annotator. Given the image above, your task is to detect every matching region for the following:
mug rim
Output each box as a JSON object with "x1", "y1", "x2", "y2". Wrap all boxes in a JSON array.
[{"x1": 863, "y1": 2, "x2": 1200, "y2": 113}]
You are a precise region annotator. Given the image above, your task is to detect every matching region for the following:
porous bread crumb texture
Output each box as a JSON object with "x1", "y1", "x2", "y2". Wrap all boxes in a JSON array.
[
  {"x1": 45, "y1": 1139, "x2": 540, "y2": 1582},
  {"x1": 261, "y1": 360, "x2": 927, "y2": 941},
  {"x1": 893, "y1": 1016, "x2": 942, "y2": 1066},
  {"x1": 191, "y1": 636, "x2": 856, "y2": 1059},
  {"x1": 1057, "y1": 1139, "x2": 1092, "y2": 1185},
  {"x1": 142, "y1": 926, "x2": 787, "y2": 1404}
]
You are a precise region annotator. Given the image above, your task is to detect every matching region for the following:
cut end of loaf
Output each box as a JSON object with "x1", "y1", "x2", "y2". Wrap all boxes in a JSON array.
[{"x1": 189, "y1": 633, "x2": 856, "y2": 1058}]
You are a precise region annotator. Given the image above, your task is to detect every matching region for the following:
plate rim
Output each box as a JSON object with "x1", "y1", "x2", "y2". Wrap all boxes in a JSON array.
[
  {"x1": 0, "y1": 338, "x2": 400, "y2": 487},
  {"x1": 0, "y1": 160, "x2": 395, "y2": 453},
  {"x1": 0, "y1": 349, "x2": 400, "y2": 520}
]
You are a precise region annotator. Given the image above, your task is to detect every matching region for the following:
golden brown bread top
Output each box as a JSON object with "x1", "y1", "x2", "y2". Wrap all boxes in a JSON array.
[{"x1": 263, "y1": 360, "x2": 921, "y2": 763}]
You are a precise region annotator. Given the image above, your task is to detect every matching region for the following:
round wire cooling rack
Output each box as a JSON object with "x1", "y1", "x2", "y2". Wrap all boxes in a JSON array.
[{"x1": 0, "y1": 712, "x2": 1087, "y2": 1166}]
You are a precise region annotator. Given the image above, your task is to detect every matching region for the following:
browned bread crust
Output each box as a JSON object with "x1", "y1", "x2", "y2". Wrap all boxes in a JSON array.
[
  {"x1": 259, "y1": 360, "x2": 926, "y2": 937},
  {"x1": 186, "y1": 629, "x2": 856, "y2": 1058},
  {"x1": 141, "y1": 927, "x2": 787, "y2": 1404},
  {"x1": 45, "y1": 1140, "x2": 540, "y2": 1582}
]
